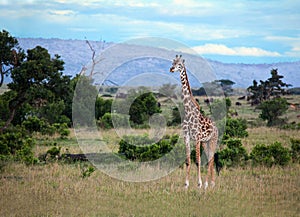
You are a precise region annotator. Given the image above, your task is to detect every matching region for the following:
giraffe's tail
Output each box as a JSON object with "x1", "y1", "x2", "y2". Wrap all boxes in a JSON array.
[{"x1": 214, "y1": 152, "x2": 222, "y2": 176}]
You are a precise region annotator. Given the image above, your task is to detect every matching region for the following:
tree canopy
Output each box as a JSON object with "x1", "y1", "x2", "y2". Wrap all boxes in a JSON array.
[
  {"x1": 0, "y1": 29, "x2": 25, "y2": 87},
  {"x1": 247, "y1": 69, "x2": 291, "y2": 105},
  {"x1": 1, "y1": 45, "x2": 72, "y2": 132}
]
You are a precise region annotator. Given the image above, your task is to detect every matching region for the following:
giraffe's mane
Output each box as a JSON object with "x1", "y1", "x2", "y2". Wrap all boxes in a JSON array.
[{"x1": 183, "y1": 67, "x2": 201, "y2": 111}]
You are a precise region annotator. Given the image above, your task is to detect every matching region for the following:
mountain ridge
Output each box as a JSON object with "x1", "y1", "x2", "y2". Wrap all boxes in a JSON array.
[{"x1": 15, "y1": 38, "x2": 300, "y2": 88}]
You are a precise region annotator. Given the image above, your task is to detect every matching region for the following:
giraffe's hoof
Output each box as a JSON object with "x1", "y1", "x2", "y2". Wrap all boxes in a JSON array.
[
  {"x1": 185, "y1": 181, "x2": 189, "y2": 189},
  {"x1": 197, "y1": 179, "x2": 202, "y2": 189},
  {"x1": 204, "y1": 181, "x2": 209, "y2": 190},
  {"x1": 211, "y1": 181, "x2": 215, "y2": 188},
  {"x1": 197, "y1": 183, "x2": 202, "y2": 189}
]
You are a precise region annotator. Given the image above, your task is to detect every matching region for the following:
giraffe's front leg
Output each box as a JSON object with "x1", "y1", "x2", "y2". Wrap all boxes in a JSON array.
[
  {"x1": 196, "y1": 140, "x2": 202, "y2": 188},
  {"x1": 184, "y1": 132, "x2": 191, "y2": 189}
]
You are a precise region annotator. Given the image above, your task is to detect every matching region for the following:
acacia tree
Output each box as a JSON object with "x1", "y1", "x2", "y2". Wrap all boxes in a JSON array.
[
  {"x1": 247, "y1": 69, "x2": 291, "y2": 105},
  {"x1": 0, "y1": 46, "x2": 70, "y2": 132},
  {"x1": 216, "y1": 79, "x2": 235, "y2": 96},
  {"x1": 247, "y1": 69, "x2": 291, "y2": 126},
  {"x1": 0, "y1": 29, "x2": 25, "y2": 87},
  {"x1": 258, "y1": 97, "x2": 288, "y2": 126}
]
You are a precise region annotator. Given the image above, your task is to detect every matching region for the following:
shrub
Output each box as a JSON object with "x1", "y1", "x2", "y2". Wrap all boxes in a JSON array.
[
  {"x1": 15, "y1": 138, "x2": 38, "y2": 165},
  {"x1": 250, "y1": 144, "x2": 270, "y2": 166},
  {"x1": 95, "y1": 97, "x2": 112, "y2": 120},
  {"x1": 290, "y1": 139, "x2": 300, "y2": 163},
  {"x1": 40, "y1": 123, "x2": 56, "y2": 136},
  {"x1": 81, "y1": 165, "x2": 95, "y2": 178},
  {"x1": 168, "y1": 107, "x2": 182, "y2": 126},
  {"x1": 0, "y1": 126, "x2": 37, "y2": 165},
  {"x1": 258, "y1": 97, "x2": 288, "y2": 126},
  {"x1": 38, "y1": 145, "x2": 61, "y2": 162},
  {"x1": 118, "y1": 134, "x2": 179, "y2": 162},
  {"x1": 53, "y1": 123, "x2": 70, "y2": 138},
  {"x1": 22, "y1": 116, "x2": 45, "y2": 133},
  {"x1": 250, "y1": 142, "x2": 291, "y2": 167},
  {"x1": 217, "y1": 138, "x2": 248, "y2": 168},
  {"x1": 225, "y1": 118, "x2": 248, "y2": 138},
  {"x1": 22, "y1": 116, "x2": 70, "y2": 138},
  {"x1": 46, "y1": 146, "x2": 61, "y2": 159},
  {"x1": 98, "y1": 113, "x2": 129, "y2": 129},
  {"x1": 281, "y1": 122, "x2": 300, "y2": 130},
  {"x1": 0, "y1": 126, "x2": 28, "y2": 155},
  {"x1": 129, "y1": 92, "x2": 161, "y2": 126}
]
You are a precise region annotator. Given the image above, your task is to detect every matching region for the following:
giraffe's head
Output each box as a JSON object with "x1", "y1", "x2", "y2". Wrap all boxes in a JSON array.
[{"x1": 170, "y1": 54, "x2": 185, "y2": 73}]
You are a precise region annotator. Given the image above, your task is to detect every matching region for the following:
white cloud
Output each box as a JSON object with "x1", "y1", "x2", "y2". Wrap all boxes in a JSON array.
[
  {"x1": 49, "y1": 10, "x2": 76, "y2": 16},
  {"x1": 266, "y1": 36, "x2": 300, "y2": 57},
  {"x1": 60, "y1": 0, "x2": 160, "y2": 8},
  {"x1": 191, "y1": 44, "x2": 281, "y2": 57},
  {"x1": 173, "y1": 0, "x2": 213, "y2": 8}
]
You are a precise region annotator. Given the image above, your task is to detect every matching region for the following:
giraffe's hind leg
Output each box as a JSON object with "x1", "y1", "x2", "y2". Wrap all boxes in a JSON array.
[
  {"x1": 203, "y1": 154, "x2": 214, "y2": 189},
  {"x1": 206, "y1": 127, "x2": 218, "y2": 188},
  {"x1": 196, "y1": 140, "x2": 202, "y2": 188},
  {"x1": 210, "y1": 127, "x2": 218, "y2": 187},
  {"x1": 184, "y1": 133, "x2": 191, "y2": 188},
  {"x1": 208, "y1": 158, "x2": 215, "y2": 188}
]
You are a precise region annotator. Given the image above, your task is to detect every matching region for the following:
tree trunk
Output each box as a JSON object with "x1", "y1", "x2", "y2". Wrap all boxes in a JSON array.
[
  {"x1": 0, "y1": 65, "x2": 3, "y2": 87},
  {"x1": 0, "y1": 107, "x2": 16, "y2": 133}
]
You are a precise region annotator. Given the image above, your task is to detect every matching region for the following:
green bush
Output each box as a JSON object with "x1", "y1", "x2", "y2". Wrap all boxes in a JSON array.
[
  {"x1": 46, "y1": 146, "x2": 61, "y2": 159},
  {"x1": 290, "y1": 139, "x2": 300, "y2": 163},
  {"x1": 98, "y1": 113, "x2": 129, "y2": 129},
  {"x1": 0, "y1": 126, "x2": 37, "y2": 165},
  {"x1": 250, "y1": 142, "x2": 291, "y2": 167},
  {"x1": 41, "y1": 123, "x2": 56, "y2": 136},
  {"x1": 168, "y1": 107, "x2": 182, "y2": 126},
  {"x1": 258, "y1": 97, "x2": 288, "y2": 126},
  {"x1": 118, "y1": 134, "x2": 179, "y2": 162},
  {"x1": 22, "y1": 116, "x2": 70, "y2": 138},
  {"x1": 281, "y1": 122, "x2": 300, "y2": 130},
  {"x1": 81, "y1": 164, "x2": 95, "y2": 178},
  {"x1": 95, "y1": 97, "x2": 112, "y2": 120},
  {"x1": 15, "y1": 138, "x2": 38, "y2": 165},
  {"x1": 0, "y1": 126, "x2": 28, "y2": 155},
  {"x1": 225, "y1": 118, "x2": 248, "y2": 138},
  {"x1": 53, "y1": 123, "x2": 70, "y2": 138},
  {"x1": 22, "y1": 116, "x2": 45, "y2": 133},
  {"x1": 129, "y1": 92, "x2": 161, "y2": 126},
  {"x1": 217, "y1": 138, "x2": 248, "y2": 168}
]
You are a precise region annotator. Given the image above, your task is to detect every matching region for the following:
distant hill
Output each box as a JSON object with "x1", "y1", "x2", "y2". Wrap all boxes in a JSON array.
[{"x1": 16, "y1": 38, "x2": 300, "y2": 88}]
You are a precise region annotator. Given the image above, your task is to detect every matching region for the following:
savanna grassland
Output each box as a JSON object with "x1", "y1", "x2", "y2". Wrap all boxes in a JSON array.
[{"x1": 1, "y1": 95, "x2": 300, "y2": 217}]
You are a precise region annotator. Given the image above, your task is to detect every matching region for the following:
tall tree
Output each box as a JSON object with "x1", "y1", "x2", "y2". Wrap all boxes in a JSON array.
[
  {"x1": 0, "y1": 29, "x2": 25, "y2": 87},
  {"x1": 247, "y1": 69, "x2": 291, "y2": 105},
  {"x1": 0, "y1": 46, "x2": 67, "y2": 132},
  {"x1": 216, "y1": 79, "x2": 235, "y2": 96},
  {"x1": 258, "y1": 97, "x2": 288, "y2": 126}
]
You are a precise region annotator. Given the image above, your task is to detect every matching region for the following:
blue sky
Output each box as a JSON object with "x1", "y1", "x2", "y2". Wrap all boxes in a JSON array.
[{"x1": 1, "y1": 0, "x2": 300, "y2": 63}]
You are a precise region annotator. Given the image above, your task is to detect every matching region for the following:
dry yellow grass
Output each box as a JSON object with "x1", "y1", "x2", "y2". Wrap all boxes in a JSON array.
[
  {"x1": 0, "y1": 162, "x2": 299, "y2": 217},
  {"x1": 242, "y1": 127, "x2": 300, "y2": 152},
  {"x1": 1, "y1": 126, "x2": 300, "y2": 217}
]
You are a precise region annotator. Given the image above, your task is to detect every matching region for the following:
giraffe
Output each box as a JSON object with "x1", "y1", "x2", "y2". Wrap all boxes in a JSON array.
[{"x1": 170, "y1": 55, "x2": 218, "y2": 189}]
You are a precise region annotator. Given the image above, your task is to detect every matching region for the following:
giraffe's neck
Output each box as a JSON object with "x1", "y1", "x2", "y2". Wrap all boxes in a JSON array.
[
  {"x1": 180, "y1": 67, "x2": 192, "y2": 98},
  {"x1": 180, "y1": 67, "x2": 201, "y2": 110}
]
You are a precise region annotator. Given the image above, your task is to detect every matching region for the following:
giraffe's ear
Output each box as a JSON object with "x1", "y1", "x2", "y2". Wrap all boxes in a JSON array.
[{"x1": 182, "y1": 59, "x2": 185, "y2": 63}]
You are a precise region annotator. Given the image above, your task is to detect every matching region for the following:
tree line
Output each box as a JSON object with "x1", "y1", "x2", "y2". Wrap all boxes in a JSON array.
[{"x1": 1, "y1": 29, "x2": 298, "y2": 166}]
